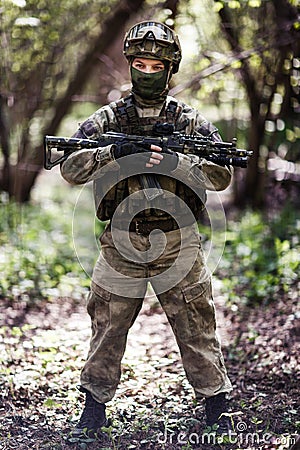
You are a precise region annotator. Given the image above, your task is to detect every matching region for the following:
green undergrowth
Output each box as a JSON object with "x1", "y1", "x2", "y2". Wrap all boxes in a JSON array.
[
  {"x1": 0, "y1": 185, "x2": 104, "y2": 301},
  {"x1": 1, "y1": 182, "x2": 299, "y2": 306},
  {"x1": 216, "y1": 204, "x2": 300, "y2": 306}
]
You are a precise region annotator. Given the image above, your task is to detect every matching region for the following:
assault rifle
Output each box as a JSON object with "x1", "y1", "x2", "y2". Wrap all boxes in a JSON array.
[{"x1": 44, "y1": 124, "x2": 252, "y2": 170}]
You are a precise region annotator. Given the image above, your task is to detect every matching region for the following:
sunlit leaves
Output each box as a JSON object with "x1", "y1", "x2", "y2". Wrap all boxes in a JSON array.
[
  {"x1": 286, "y1": 128, "x2": 298, "y2": 142},
  {"x1": 213, "y1": 0, "x2": 262, "y2": 9},
  {"x1": 248, "y1": 53, "x2": 262, "y2": 70},
  {"x1": 227, "y1": 0, "x2": 241, "y2": 8},
  {"x1": 213, "y1": 1, "x2": 224, "y2": 12},
  {"x1": 248, "y1": 0, "x2": 261, "y2": 6},
  {"x1": 230, "y1": 59, "x2": 242, "y2": 69}
]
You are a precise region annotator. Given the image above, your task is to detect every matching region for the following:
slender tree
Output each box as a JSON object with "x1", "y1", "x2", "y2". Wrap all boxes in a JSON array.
[
  {"x1": 0, "y1": 0, "x2": 146, "y2": 202},
  {"x1": 216, "y1": 0, "x2": 300, "y2": 207}
]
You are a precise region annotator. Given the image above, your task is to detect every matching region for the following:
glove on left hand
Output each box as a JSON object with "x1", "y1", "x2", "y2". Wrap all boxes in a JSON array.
[{"x1": 158, "y1": 148, "x2": 178, "y2": 172}]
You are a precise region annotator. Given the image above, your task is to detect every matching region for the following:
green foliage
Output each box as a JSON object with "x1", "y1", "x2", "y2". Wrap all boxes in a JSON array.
[
  {"x1": 1, "y1": 0, "x2": 119, "y2": 153},
  {"x1": 1, "y1": 177, "x2": 299, "y2": 308},
  {"x1": 218, "y1": 206, "x2": 300, "y2": 305},
  {"x1": 0, "y1": 187, "x2": 96, "y2": 300},
  {"x1": 2, "y1": 0, "x2": 112, "y2": 82}
]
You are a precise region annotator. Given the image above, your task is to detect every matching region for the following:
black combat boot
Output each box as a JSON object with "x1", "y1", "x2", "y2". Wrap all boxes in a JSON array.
[
  {"x1": 67, "y1": 389, "x2": 107, "y2": 443},
  {"x1": 205, "y1": 392, "x2": 232, "y2": 434}
]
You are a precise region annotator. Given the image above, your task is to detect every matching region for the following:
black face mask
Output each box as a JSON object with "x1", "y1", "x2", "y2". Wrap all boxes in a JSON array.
[{"x1": 130, "y1": 66, "x2": 169, "y2": 100}]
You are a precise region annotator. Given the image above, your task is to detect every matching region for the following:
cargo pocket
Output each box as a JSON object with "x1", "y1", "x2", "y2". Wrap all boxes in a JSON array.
[
  {"x1": 89, "y1": 284, "x2": 143, "y2": 337},
  {"x1": 181, "y1": 280, "x2": 216, "y2": 336},
  {"x1": 87, "y1": 286, "x2": 111, "y2": 331},
  {"x1": 182, "y1": 280, "x2": 211, "y2": 303}
]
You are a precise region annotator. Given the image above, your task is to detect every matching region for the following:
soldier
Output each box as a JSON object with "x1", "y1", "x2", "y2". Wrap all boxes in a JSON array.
[{"x1": 61, "y1": 21, "x2": 233, "y2": 441}]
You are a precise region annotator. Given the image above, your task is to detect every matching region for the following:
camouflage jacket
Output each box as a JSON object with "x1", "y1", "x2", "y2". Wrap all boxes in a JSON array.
[{"x1": 60, "y1": 94, "x2": 233, "y2": 221}]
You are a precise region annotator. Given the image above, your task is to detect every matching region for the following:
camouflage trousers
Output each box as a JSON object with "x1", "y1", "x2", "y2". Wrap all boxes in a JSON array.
[{"x1": 80, "y1": 224, "x2": 232, "y2": 403}]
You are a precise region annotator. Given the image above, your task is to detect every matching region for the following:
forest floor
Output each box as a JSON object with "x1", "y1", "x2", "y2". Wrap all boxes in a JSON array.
[{"x1": 0, "y1": 280, "x2": 299, "y2": 450}]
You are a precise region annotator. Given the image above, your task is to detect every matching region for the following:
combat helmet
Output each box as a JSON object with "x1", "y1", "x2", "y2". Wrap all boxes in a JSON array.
[{"x1": 123, "y1": 21, "x2": 182, "y2": 73}]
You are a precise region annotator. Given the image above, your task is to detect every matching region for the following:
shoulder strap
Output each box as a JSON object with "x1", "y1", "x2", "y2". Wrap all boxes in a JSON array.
[{"x1": 109, "y1": 94, "x2": 140, "y2": 133}]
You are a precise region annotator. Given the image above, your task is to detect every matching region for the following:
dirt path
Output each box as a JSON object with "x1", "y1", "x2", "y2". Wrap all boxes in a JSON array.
[{"x1": 1, "y1": 279, "x2": 299, "y2": 449}]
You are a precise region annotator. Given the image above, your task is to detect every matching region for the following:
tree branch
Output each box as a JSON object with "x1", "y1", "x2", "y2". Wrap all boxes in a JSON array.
[{"x1": 45, "y1": 0, "x2": 146, "y2": 136}]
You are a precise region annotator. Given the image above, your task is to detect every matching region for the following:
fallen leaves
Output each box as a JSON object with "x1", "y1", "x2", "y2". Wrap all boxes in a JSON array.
[{"x1": 0, "y1": 289, "x2": 299, "y2": 449}]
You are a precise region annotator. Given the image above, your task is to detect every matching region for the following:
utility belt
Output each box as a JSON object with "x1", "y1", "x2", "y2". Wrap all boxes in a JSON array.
[{"x1": 110, "y1": 216, "x2": 195, "y2": 236}]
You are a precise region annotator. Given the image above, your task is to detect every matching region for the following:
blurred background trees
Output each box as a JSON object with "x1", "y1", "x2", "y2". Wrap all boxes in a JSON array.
[
  {"x1": 0, "y1": 0, "x2": 146, "y2": 201},
  {"x1": 1, "y1": 6, "x2": 299, "y2": 442},
  {"x1": 0, "y1": 0, "x2": 299, "y2": 313},
  {"x1": 1, "y1": 0, "x2": 299, "y2": 205},
  {"x1": 216, "y1": 0, "x2": 300, "y2": 207}
]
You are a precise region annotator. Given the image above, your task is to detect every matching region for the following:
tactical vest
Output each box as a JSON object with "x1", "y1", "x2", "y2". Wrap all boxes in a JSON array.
[
  {"x1": 97, "y1": 94, "x2": 206, "y2": 221},
  {"x1": 110, "y1": 94, "x2": 182, "y2": 135}
]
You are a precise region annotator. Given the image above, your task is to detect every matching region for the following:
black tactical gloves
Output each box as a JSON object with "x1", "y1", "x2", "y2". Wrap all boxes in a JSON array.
[
  {"x1": 159, "y1": 148, "x2": 178, "y2": 171},
  {"x1": 113, "y1": 142, "x2": 151, "y2": 161},
  {"x1": 113, "y1": 141, "x2": 178, "y2": 172}
]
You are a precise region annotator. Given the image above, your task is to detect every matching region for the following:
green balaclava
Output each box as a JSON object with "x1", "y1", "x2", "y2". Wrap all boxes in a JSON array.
[{"x1": 130, "y1": 62, "x2": 170, "y2": 103}]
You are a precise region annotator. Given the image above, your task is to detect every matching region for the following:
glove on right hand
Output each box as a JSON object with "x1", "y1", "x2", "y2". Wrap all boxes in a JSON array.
[
  {"x1": 113, "y1": 141, "x2": 154, "y2": 173},
  {"x1": 113, "y1": 142, "x2": 151, "y2": 160}
]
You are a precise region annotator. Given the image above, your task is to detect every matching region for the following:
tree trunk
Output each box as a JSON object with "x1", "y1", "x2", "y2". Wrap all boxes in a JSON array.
[
  {"x1": 7, "y1": 0, "x2": 146, "y2": 202},
  {"x1": 244, "y1": 114, "x2": 266, "y2": 207},
  {"x1": 0, "y1": 95, "x2": 10, "y2": 193},
  {"x1": 218, "y1": 0, "x2": 299, "y2": 208}
]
